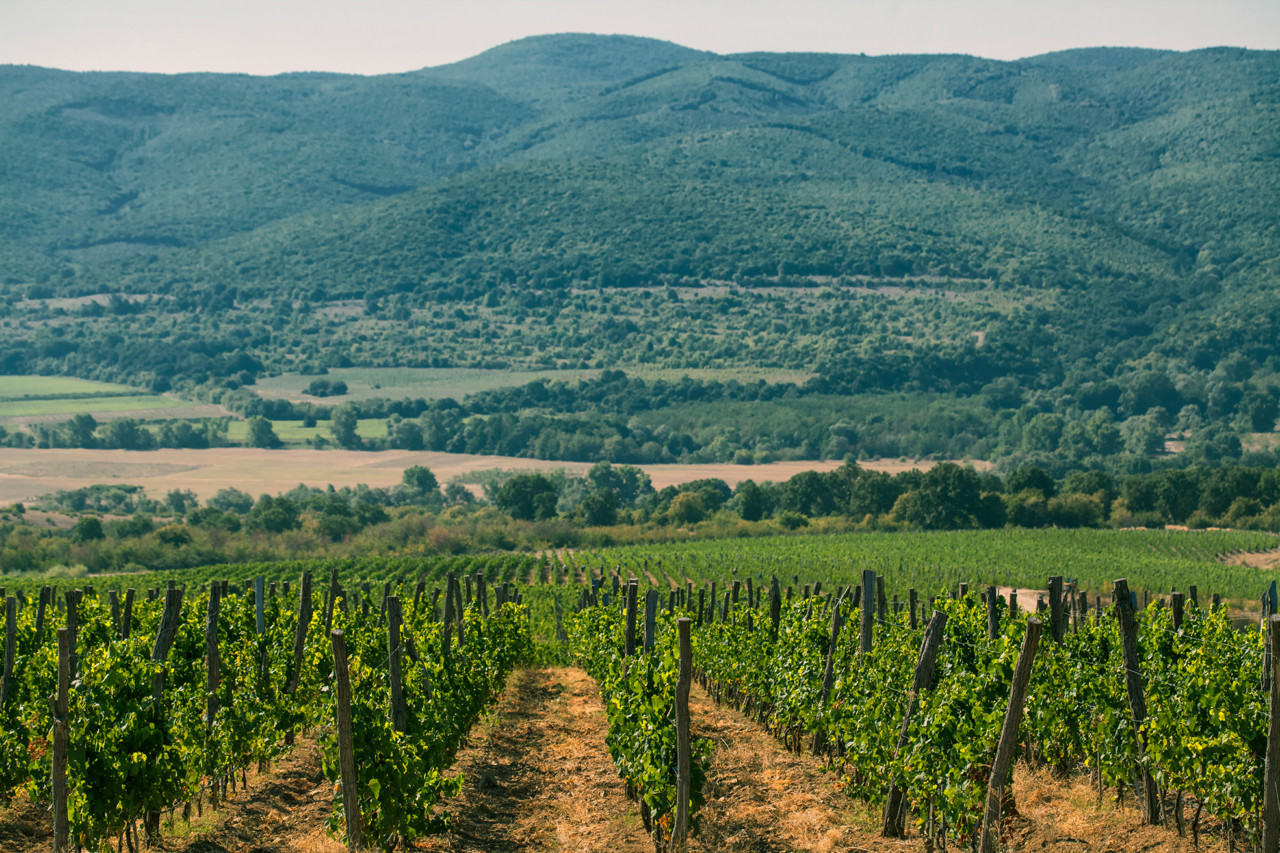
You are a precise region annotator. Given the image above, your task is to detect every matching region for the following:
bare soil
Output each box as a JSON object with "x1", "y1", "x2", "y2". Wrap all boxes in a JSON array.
[
  {"x1": 1222, "y1": 546, "x2": 1280, "y2": 570},
  {"x1": 0, "y1": 666, "x2": 1236, "y2": 853},
  {"x1": 419, "y1": 666, "x2": 651, "y2": 852},
  {"x1": 0, "y1": 734, "x2": 337, "y2": 853},
  {"x1": 687, "y1": 680, "x2": 1233, "y2": 853},
  {"x1": 0, "y1": 447, "x2": 981, "y2": 504}
]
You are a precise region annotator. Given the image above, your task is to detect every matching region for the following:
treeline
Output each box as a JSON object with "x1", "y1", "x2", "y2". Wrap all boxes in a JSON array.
[
  {"x1": 9, "y1": 364, "x2": 1277, "y2": 472},
  {"x1": 6, "y1": 459, "x2": 1280, "y2": 579}
]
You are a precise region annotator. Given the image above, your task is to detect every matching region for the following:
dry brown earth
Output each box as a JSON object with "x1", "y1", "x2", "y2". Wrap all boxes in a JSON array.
[{"x1": 0, "y1": 447, "x2": 986, "y2": 504}]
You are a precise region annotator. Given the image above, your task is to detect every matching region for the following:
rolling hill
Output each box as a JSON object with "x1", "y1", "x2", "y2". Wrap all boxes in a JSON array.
[{"x1": 0, "y1": 34, "x2": 1277, "y2": 471}]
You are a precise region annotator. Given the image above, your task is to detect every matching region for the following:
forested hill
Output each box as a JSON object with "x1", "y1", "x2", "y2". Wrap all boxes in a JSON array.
[{"x1": 1, "y1": 35, "x2": 1278, "y2": 462}]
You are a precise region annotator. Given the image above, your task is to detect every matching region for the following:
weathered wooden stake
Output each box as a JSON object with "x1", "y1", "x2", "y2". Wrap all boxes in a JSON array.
[
  {"x1": 883, "y1": 610, "x2": 949, "y2": 837},
  {"x1": 644, "y1": 589, "x2": 658, "y2": 653},
  {"x1": 860, "y1": 569, "x2": 876, "y2": 653},
  {"x1": 330, "y1": 630, "x2": 363, "y2": 850},
  {"x1": 35, "y1": 586, "x2": 49, "y2": 645},
  {"x1": 1263, "y1": 614, "x2": 1280, "y2": 853},
  {"x1": 1047, "y1": 576, "x2": 1064, "y2": 644},
  {"x1": 979, "y1": 617, "x2": 1043, "y2": 853},
  {"x1": 0, "y1": 598, "x2": 14, "y2": 707},
  {"x1": 287, "y1": 572, "x2": 313, "y2": 696},
  {"x1": 625, "y1": 581, "x2": 638, "y2": 658},
  {"x1": 52, "y1": 627, "x2": 70, "y2": 853},
  {"x1": 986, "y1": 585, "x2": 1000, "y2": 639},
  {"x1": 1114, "y1": 578, "x2": 1161, "y2": 824},
  {"x1": 668, "y1": 618, "x2": 693, "y2": 852},
  {"x1": 388, "y1": 596, "x2": 406, "y2": 733}
]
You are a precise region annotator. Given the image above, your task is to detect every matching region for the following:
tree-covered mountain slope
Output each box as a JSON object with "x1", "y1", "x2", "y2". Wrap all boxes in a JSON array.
[{"x1": 0, "y1": 35, "x2": 1277, "y2": 473}]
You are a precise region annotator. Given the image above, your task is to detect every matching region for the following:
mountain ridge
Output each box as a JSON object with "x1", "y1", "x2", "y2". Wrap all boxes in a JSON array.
[{"x1": 0, "y1": 35, "x2": 1276, "y2": 434}]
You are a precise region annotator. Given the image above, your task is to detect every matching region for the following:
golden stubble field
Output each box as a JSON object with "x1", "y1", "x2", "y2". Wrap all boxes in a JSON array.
[{"x1": 0, "y1": 448, "x2": 983, "y2": 504}]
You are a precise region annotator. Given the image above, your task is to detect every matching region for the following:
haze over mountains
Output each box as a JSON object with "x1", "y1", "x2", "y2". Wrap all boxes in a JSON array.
[{"x1": 0, "y1": 34, "x2": 1278, "y2": 471}]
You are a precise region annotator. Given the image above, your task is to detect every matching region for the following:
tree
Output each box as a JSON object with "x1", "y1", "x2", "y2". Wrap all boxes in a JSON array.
[
  {"x1": 494, "y1": 474, "x2": 559, "y2": 521},
  {"x1": 777, "y1": 471, "x2": 837, "y2": 517},
  {"x1": 389, "y1": 419, "x2": 425, "y2": 450},
  {"x1": 65, "y1": 413, "x2": 98, "y2": 448},
  {"x1": 1240, "y1": 389, "x2": 1279, "y2": 432},
  {"x1": 330, "y1": 404, "x2": 362, "y2": 449},
  {"x1": 1006, "y1": 465, "x2": 1055, "y2": 499},
  {"x1": 1021, "y1": 413, "x2": 1064, "y2": 453},
  {"x1": 155, "y1": 524, "x2": 193, "y2": 546},
  {"x1": 669, "y1": 491, "x2": 706, "y2": 524},
  {"x1": 402, "y1": 466, "x2": 439, "y2": 494},
  {"x1": 1121, "y1": 415, "x2": 1165, "y2": 455},
  {"x1": 71, "y1": 516, "x2": 104, "y2": 542},
  {"x1": 101, "y1": 417, "x2": 155, "y2": 450},
  {"x1": 586, "y1": 461, "x2": 653, "y2": 505},
  {"x1": 443, "y1": 482, "x2": 475, "y2": 506},
  {"x1": 208, "y1": 487, "x2": 254, "y2": 514},
  {"x1": 891, "y1": 463, "x2": 984, "y2": 529},
  {"x1": 732, "y1": 479, "x2": 770, "y2": 522},
  {"x1": 164, "y1": 489, "x2": 198, "y2": 515},
  {"x1": 246, "y1": 495, "x2": 300, "y2": 532},
  {"x1": 246, "y1": 416, "x2": 282, "y2": 448},
  {"x1": 581, "y1": 487, "x2": 620, "y2": 526}
]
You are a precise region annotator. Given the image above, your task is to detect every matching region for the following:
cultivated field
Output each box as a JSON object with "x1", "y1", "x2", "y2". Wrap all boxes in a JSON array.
[
  {"x1": 0, "y1": 375, "x2": 138, "y2": 398},
  {"x1": 0, "y1": 447, "x2": 967, "y2": 503},
  {"x1": 251, "y1": 365, "x2": 812, "y2": 403},
  {"x1": 0, "y1": 375, "x2": 221, "y2": 424}
]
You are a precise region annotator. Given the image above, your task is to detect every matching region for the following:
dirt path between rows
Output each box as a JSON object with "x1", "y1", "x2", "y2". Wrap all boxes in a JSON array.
[
  {"x1": 0, "y1": 665, "x2": 1240, "y2": 853},
  {"x1": 419, "y1": 666, "x2": 651, "y2": 853},
  {"x1": 1222, "y1": 545, "x2": 1280, "y2": 570}
]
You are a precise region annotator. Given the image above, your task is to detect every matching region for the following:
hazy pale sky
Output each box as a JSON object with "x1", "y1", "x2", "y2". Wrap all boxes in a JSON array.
[{"x1": 4, "y1": 0, "x2": 1279, "y2": 75}]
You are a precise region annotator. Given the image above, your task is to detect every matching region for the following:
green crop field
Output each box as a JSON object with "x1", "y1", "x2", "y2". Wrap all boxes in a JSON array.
[
  {"x1": 0, "y1": 375, "x2": 139, "y2": 401},
  {"x1": 224, "y1": 417, "x2": 389, "y2": 444},
  {"x1": 251, "y1": 365, "x2": 810, "y2": 403},
  {"x1": 583, "y1": 528, "x2": 1280, "y2": 604},
  {"x1": 0, "y1": 394, "x2": 187, "y2": 418}
]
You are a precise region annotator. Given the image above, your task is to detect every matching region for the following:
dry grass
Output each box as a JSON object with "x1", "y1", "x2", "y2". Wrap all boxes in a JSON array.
[
  {"x1": 1008, "y1": 764, "x2": 1231, "y2": 853},
  {"x1": 0, "y1": 734, "x2": 340, "y2": 853},
  {"x1": 0, "y1": 447, "x2": 984, "y2": 504},
  {"x1": 1222, "y1": 546, "x2": 1280, "y2": 570},
  {"x1": 419, "y1": 666, "x2": 650, "y2": 852}
]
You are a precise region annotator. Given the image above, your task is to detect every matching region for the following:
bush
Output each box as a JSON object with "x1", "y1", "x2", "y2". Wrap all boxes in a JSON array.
[{"x1": 777, "y1": 510, "x2": 809, "y2": 529}]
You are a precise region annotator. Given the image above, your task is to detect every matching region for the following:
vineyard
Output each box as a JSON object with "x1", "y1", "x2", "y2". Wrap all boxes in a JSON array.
[{"x1": 0, "y1": 528, "x2": 1277, "y2": 851}]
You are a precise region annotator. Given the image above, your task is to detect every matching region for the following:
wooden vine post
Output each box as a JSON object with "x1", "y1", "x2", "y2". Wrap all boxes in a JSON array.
[
  {"x1": 1264, "y1": 614, "x2": 1280, "y2": 853},
  {"x1": 1047, "y1": 576, "x2": 1064, "y2": 644},
  {"x1": 625, "y1": 581, "x2": 639, "y2": 658},
  {"x1": 52, "y1": 626, "x2": 70, "y2": 853},
  {"x1": 388, "y1": 596, "x2": 407, "y2": 733},
  {"x1": 0, "y1": 597, "x2": 15, "y2": 708},
  {"x1": 1113, "y1": 578, "x2": 1161, "y2": 824},
  {"x1": 813, "y1": 602, "x2": 846, "y2": 756},
  {"x1": 859, "y1": 569, "x2": 876, "y2": 653},
  {"x1": 668, "y1": 617, "x2": 693, "y2": 852},
  {"x1": 122, "y1": 588, "x2": 134, "y2": 640},
  {"x1": 205, "y1": 585, "x2": 221, "y2": 803},
  {"x1": 644, "y1": 589, "x2": 658, "y2": 653},
  {"x1": 330, "y1": 630, "x2": 363, "y2": 851},
  {"x1": 35, "y1": 586, "x2": 49, "y2": 645},
  {"x1": 979, "y1": 617, "x2": 1043, "y2": 853},
  {"x1": 986, "y1": 585, "x2": 999, "y2": 640},
  {"x1": 147, "y1": 587, "x2": 183, "y2": 839},
  {"x1": 883, "y1": 610, "x2": 949, "y2": 837}
]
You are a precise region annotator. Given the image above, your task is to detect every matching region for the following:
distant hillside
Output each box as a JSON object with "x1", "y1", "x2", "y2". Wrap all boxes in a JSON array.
[{"x1": 0, "y1": 36, "x2": 1277, "y2": 473}]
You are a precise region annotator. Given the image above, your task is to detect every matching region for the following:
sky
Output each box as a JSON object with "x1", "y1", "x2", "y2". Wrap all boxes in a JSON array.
[{"x1": 3, "y1": 0, "x2": 1279, "y2": 76}]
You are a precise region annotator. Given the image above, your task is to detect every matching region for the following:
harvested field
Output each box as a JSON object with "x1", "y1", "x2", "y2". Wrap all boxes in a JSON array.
[{"x1": 0, "y1": 447, "x2": 981, "y2": 504}]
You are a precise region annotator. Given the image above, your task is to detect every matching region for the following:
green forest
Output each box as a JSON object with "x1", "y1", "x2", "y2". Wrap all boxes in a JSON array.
[{"x1": 0, "y1": 36, "x2": 1278, "y2": 473}]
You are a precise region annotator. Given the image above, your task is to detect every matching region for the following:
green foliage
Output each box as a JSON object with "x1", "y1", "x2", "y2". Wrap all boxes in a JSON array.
[{"x1": 569, "y1": 601, "x2": 711, "y2": 847}]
